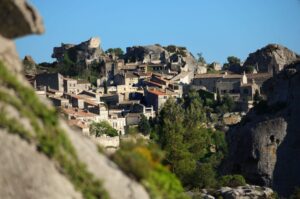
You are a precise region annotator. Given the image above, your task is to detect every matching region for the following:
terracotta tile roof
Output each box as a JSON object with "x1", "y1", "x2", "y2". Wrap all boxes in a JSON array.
[{"x1": 147, "y1": 89, "x2": 167, "y2": 96}]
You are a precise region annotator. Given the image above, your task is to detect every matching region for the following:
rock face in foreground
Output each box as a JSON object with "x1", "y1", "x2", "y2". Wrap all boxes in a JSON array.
[
  {"x1": 0, "y1": 131, "x2": 83, "y2": 199},
  {"x1": 0, "y1": 1, "x2": 149, "y2": 199},
  {"x1": 243, "y1": 44, "x2": 300, "y2": 74},
  {"x1": 0, "y1": 0, "x2": 44, "y2": 39},
  {"x1": 225, "y1": 60, "x2": 300, "y2": 197}
]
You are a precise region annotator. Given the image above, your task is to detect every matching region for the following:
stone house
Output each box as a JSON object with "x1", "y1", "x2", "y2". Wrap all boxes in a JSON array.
[
  {"x1": 125, "y1": 113, "x2": 141, "y2": 126},
  {"x1": 62, "y1": 107, "x2": 102, "y2": 123},
  {"x1": 63, "y1": 78, "x2": 77, "y2": 94},
  {"x1": 239, "y1": 79, "x2": 260, "y2": 111},
  {"x1": 108, "y1": 114, "x2": 126, "y2": 135},
  {"x1": 114, "y1": 72, "x2": 139, "y2": 87},
  {"x1": 77, "y1": 80, "x2": 91, "y2": 92},
  {"x1": 49, "y1": 96, "x2": 69, "y2": 107},
  {"x1": 145, "y1": 88, "x2": 179, "y2": 111},
  {"x1": 35, "y1": 73, "x2": 64, "y2": 91},
  {"x1": 192, "y1": 73, "x2": 224, "y2": 92}
]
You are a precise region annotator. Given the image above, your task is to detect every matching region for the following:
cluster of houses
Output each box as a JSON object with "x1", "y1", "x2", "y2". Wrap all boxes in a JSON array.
[{"x1": 27, "y1": 39, "x2": 274, "y2": 149}]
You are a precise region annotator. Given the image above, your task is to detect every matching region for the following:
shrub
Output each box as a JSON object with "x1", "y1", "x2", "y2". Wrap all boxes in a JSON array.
[
  {"x1": 144, "y1": 165, "x2": 189, "y2": 199},
  {"x1": 111, "y1": 141, "x2": 188, "y2": 199},
  {"x1": 193, "y1": 163, "x2": 217, "y2": 189},
  {"x1": 290, "y1": 187, "x2": 300, "y2": 199},
  {"x1": 138, "y1": 114, "x2": 151, "y2": 135},
  {"x1": 218, "y1": 175, "x2": 246, "y2": 188}
]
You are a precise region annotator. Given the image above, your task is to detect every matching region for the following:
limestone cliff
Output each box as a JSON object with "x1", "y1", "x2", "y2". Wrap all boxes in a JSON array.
[
  {"x1": 124, "y1": 45, "x2": 198, "y2": 72},
  {"x1": 0, "y1": 1, "x2": 149, "y2": 199},
  {"x1": 52, "y1": 37, "x2": 105, "y2": 65},
  {"x1": 243, "y1": 44, "x2": 300, "y2": 74},
  {"x1": 224, "y1": 60, "x2": 300, "y2": 197}
]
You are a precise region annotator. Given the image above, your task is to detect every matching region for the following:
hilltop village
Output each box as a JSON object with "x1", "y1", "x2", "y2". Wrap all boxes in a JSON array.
[{"x1": 24, "y1": 37, "x2": 299, "y2": 149}]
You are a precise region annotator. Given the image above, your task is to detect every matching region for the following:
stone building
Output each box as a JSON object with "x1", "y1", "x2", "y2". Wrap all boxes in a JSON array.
[
  {"x1": 145, "y1": 88, "x2": 179, "y2": 111},
  {"x1": 35, "y1": 73, "x2": 64, "y2": 91},
  {"x1": 63, "y1": 78, "x2": 78, "y2": 94}
]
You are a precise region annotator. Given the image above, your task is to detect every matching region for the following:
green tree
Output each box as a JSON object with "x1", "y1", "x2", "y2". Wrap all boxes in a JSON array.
[
  {"x1": 223, "y1": 56, "x2": 242, "y2": 72},
  {"x1": 223, "y1": 94, "x2": 235, "y2": 112},
  {"x1": 90, "y1": 121, "x2": 118, "y2": 137},
  {"x1": 155, "y1": 96, "x2": 228, "y2": 188},
  {"x1": 105, "y1": 48, "x2": 124, "y2": 57},
  {"x1": 193, "y1": 163, "x2": 217, "y2": 188},
  {"x1": 197, "y1": 53, "x2": 206, "y2": 65},
  {"x1": 244, "y1": 65, "x2": 255, "y2": 73},
  {"x1": 138, "y1": 114, "x2": 151, "y2": 135},
  {"x1": 227, "y1": 56, "x2": 241, "y2": 65}
]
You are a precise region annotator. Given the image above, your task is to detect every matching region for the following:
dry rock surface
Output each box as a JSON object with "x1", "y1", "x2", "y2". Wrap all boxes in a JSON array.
[
  {"x1": 124, "y1": 45, "x2": 198, "y2": 72},
  {"x1": 0, "y1": 0, "x2": 149, "y2": 199},
  {"x1": 225, "y1": 60, "x2": 300, "y2": 197},
  {"x1": 199, "y1": 185, "x2": 274, "y2": 199},
  {"x1": 244, "y1": 44, "x2": 300, "y2": 74}
]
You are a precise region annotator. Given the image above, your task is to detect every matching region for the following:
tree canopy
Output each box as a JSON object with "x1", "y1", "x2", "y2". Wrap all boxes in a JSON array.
[
  {"x1": 151, "y1": 90, "x2": 228, "y2": 188},
  {"x1": 89, "y1": 121, "x2": 119, "y2": 137},
  {"x1": 105, "y1": 48, "x2": 124, "y2": 57},
  {"x1": 197, "y1": 53, "x2": 206, "y2": 65}
]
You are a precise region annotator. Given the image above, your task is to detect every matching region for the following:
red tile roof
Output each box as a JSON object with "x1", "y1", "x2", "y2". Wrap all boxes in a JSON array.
[{"x1": 147, "y1": 89, "x2": 167, "y2": 96}]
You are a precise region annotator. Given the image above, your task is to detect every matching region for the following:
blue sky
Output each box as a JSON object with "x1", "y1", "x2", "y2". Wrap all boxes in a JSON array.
[{"x1": 16, "y1": 0, "x2": 300, "y2": 64}]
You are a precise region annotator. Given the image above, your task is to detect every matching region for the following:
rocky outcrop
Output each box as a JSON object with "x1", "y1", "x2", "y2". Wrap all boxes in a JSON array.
[
  {"x1": 52, "y1": 37, "x2": 104, "y2": 65},
  {"x1": 0, "y1": 1, "x2": 150, "y2": 199},
  {"x1": 224, "y1": 60, "x2": 300, "y2": 197},
  {"x1": 124, "y1": 45, "x2": 198, "y2": 72},
  {"x1": 23, "y1": 55, "x2": 37, "y2": 75},
  {"x1": 0, "y1": 0, "x2": 44, "y2": 39},
  {"x1": 196, "y1": 185, "x2": 275, "y2": 199},
  {"x1": 243, "y1": 44, "x2": 300, "y2": 74}
]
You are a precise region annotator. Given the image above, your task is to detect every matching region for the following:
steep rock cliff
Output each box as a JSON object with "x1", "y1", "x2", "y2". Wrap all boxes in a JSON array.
[{"x1": 225, "y1": 60, "x2": 300, "y2": 197}]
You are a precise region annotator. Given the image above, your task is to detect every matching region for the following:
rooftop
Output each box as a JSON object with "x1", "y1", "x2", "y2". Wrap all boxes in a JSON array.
[
  {"x1": 147, "y1": 89, "x2": 167, "y2": 96},
  {"x1": 67, "y1": 119, "x2": 89, "y2": 129},
  {"x1": 62, "y1": 107, "x2": 97, "y2": 117}
]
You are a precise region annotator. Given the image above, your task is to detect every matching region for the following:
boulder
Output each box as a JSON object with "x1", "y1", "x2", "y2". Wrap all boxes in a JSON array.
[
  {"x1": 243, "y1": 44, "x2": 300, "y2": 74},
  {"x1": 201, "y1": 185, "x2": 275, "y2": 199}
]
